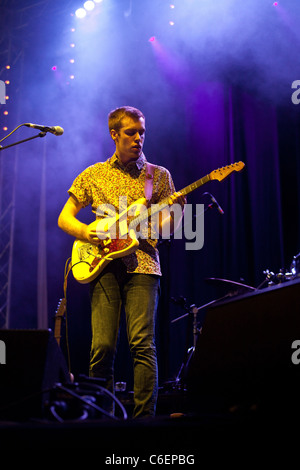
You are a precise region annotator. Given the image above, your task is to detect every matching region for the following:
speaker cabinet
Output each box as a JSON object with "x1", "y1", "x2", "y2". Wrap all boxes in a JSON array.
[
  {"x1": 187, "y1": 278, "x2": 300, "y2": 414},
  {"x1": 0, "y1": 329, "x2": 70, "y2": 420}
]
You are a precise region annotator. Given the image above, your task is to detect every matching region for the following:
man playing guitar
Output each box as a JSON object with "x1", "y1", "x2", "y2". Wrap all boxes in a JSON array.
[{"x1": 58, "y1": 106, "x2": 185, "y2": 418}]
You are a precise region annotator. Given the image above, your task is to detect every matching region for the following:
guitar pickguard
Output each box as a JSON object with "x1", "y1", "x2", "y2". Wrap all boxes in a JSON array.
[{"x1": 71, "y1": 229, "x2": 139, "y2": 283}]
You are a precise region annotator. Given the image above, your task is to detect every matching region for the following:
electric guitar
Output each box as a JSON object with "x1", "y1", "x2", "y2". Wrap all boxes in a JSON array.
[{"x1": 71, "y1": 161, "x2": 245, "y2": 284}]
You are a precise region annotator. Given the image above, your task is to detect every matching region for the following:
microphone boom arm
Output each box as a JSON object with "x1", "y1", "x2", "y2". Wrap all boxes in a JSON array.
[
  {"x1": 0, "y1": 122, "x2": 63, "y2": 152},
  {"x1": 0, "y1": 131, "x2": 47, "y2": 151}
]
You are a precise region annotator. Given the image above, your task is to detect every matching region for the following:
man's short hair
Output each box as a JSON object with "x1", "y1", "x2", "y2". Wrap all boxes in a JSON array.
[{"x1": 108, "y1": 106, "x2": 145, "y2": 133}]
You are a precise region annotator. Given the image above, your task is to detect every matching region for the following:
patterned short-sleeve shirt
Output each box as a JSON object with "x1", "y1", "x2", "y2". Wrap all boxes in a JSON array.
[{"x1": 68, "y1": 153, "x2": 175, "y2": 275}]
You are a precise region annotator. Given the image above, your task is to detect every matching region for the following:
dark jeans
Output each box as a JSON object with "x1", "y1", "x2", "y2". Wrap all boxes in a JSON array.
[{"x1": 89, "y1": 260, "x2": 160, "y2": 418}]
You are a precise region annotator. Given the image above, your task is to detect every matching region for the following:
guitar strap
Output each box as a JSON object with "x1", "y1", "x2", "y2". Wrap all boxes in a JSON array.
[{"x1": 144, "y1": 162, "x2": 155, "y2": 204}]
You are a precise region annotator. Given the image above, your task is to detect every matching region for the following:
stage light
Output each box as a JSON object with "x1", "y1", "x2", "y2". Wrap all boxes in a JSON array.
[
  {"x1": 94, "y1": 0, "x2": 103, "y2": 3},
  {"x1": 273, "y1": 2, "x2": 278, "y2": 5},
  {"x1": 149, "y1": 36, "x2": 156, "y2": 42},
  {"x1": 52, "y1": 66, "x2": 57, "y2": 71},
  {"x1": 70, "y1": 43, "x2": 75, "y2": 48},
  {"x1": 169, "y1": 21, "x2": 174, "y2": 26},
  {"x1": 6, "y1": 65, "x2": 10, "y2": 70},
  {"x1": 3, "y1": 111, "x2": 8, "y2": 115},
  {"x1": 5, "y1": 80, "x2": 10, "y2": 85},
  {"x1": 75, "y1": 8, "x2": 87, "y2": 19},
  {"x1": 84, "y1": 1, "x2": 95, "y2": 11},
  {"x1": 70, "y1": 59, "x2": 75, "y2": 63},
  {"x1": 3, "y1": 127, "x2": 8, "y2": 131}
]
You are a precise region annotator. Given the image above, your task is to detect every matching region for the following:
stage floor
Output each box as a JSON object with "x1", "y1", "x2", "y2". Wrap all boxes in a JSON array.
[{"x1": 0, "y1": 394, "x2": 298, "y2": 460}]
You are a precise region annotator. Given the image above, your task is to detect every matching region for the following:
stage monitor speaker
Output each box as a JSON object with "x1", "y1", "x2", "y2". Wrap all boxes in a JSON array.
[
  {"x1": 186, "y1": 278, "x2": 300, "y2": 414},
  {"x1": 0, "y1": 329, "x2": 71, "y2": 420}
]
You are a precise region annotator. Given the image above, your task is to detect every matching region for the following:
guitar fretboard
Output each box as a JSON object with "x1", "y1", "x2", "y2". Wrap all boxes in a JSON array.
[
  {"x1": 132, "y1": 173, "x2": 211, "y2": 228},
  {"x1": 179, "y1": 174, "x2": 211, "y2": 197}
]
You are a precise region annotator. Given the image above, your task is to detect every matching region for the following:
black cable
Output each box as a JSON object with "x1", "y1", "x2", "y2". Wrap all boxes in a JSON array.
[
  {"x1": 75, "y1": 377, "x2": 128, "y2": 420},
  {"x1": 54, "y1": 384, "x2": 124, "y2": 421},
  {"x1": 0, "y1": 123, "x2": 24, "y2": 143}
]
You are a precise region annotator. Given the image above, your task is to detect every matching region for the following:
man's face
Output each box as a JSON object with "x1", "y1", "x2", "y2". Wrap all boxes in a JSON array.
[{"x1": 111, "y1": 116, "x2": 146, "y2": 163}]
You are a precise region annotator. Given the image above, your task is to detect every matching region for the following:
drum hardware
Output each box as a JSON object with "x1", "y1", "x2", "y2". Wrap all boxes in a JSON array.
[
  {"x1": 256, "y1": 252, "x2": 300, "y2": 289},
  {"x1": 260, "y1": 268, "x2": 290, "y2": 288},
  {"x1": 167, "y1": 276, "x2": 263, "y2": 391},
  {"x1": 255, "y1": 269, "x2": 277, "y2": 290},
  {"x1": 291, "y1": 252, "x2": 300, "y2": 277},
  {"x1": 165, "y1": 251, "x2": 300, "y2": 392},
  {"x1": 257, "y1": 264, "x2": 299, "y2": 290}
]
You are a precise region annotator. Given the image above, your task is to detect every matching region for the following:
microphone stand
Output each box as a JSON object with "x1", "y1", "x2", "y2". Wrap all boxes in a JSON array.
[
  {"x1": 171, "y1": 294, "x2": 231, "y2": 391},
  {"x1": 159, "y1": 194, "x2": 225, "y2": 391},
  {"x1": 0, "y1": 131, "x2": 47, "y2": 151}
]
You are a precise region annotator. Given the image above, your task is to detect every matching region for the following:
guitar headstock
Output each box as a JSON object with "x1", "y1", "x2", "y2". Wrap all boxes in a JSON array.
[
  {"x1": 55, "y1": 298, "x2": 66, "y2": 317},
  {"x1": 210, "y1": 161, "x2": 245, "y2": 182}
]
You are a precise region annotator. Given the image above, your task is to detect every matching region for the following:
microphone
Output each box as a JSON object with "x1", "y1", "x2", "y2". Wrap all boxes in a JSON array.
[
  {"x1": 203, "y1": 192, "x2": 225, "y2": 215},
  {"x1": 24, "y1": 123, "x2": 64, "y2": 136}
]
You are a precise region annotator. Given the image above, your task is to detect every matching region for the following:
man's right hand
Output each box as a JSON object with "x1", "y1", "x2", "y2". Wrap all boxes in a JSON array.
[{"x1": 85, "y1": 220, "x2": 108, "y2": 244}]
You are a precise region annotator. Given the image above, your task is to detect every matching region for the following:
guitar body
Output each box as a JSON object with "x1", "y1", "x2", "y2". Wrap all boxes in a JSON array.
[
  {"x1": 71, "y1": 198, "x2": 147, "y2": 284},
  {"x1": 71, "y1": 233, "x2": 139, "y2": 284}
]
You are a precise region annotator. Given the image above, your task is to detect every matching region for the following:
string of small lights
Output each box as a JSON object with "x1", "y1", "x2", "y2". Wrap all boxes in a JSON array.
[{"x1": 1, "y1": 66, "x2": 10, "y2": 133}]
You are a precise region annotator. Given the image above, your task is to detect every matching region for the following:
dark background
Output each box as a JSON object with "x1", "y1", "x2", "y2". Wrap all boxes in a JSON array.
[{"x1": 1, "y1": 0, "x2": 300, "y2": 389}]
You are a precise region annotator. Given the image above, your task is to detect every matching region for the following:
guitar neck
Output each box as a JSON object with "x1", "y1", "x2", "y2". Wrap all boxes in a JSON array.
[
  {"x1": 132, "y1": 173, "x2": 211, "y2": 227},
  {"x1": 178, "y1": 174, "x2": 211, "y2": 198},
  {"x1": 126, "y1": 161, "x2": 245, "y2": 229},
  {"x1": 54, "y1": 318, "x2": 63, "y2": 345}
]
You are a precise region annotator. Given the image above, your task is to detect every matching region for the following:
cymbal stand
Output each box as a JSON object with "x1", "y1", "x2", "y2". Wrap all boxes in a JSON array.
[{"x1": 171, "y1": 303, "x2": 198, "y2": 390}]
